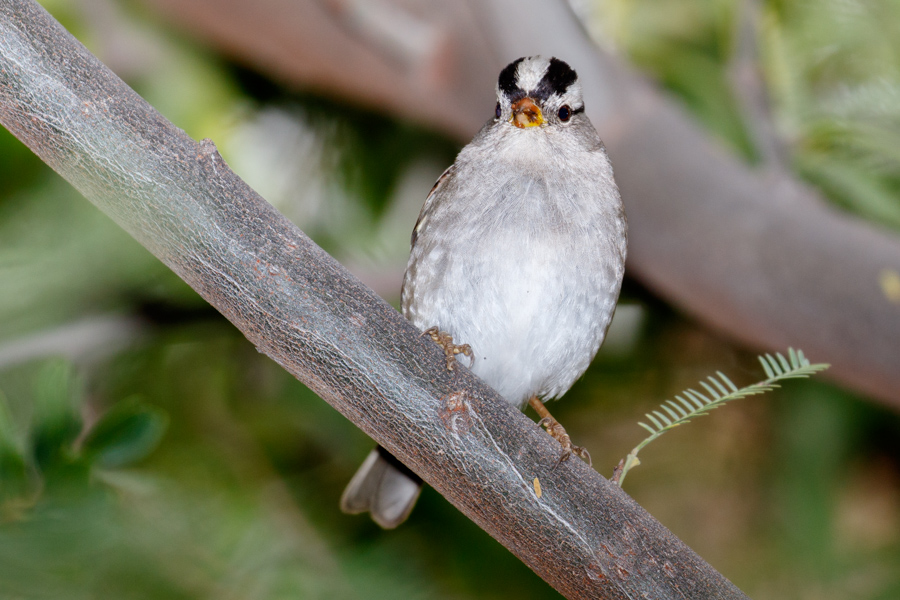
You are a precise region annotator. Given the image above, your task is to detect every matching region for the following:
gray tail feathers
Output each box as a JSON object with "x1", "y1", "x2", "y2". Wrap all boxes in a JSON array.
[{"x1": 340, "y1": 446, "x2": 423, "y2": 529}]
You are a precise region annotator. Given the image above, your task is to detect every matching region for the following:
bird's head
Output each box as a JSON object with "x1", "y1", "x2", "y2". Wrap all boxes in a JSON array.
[{"x1": 494, "y1": 56, "x2": 584, "y2": 129}]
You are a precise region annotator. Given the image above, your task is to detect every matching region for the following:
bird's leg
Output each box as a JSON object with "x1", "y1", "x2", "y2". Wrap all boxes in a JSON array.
[
  {"x1": 422, "y1": 327, "x2": 474, "y2": 371},
  {"x1": 528, "y1": 396, "x2": 592, "y2": 467}
]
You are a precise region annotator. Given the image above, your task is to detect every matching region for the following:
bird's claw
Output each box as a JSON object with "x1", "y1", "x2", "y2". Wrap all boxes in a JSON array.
[
  {"x1": 538, "y1": 416, "x2": 592, "y2": 468},
  {"x1": 422, "y1": 326, "x2": 474, "y2": 371}
]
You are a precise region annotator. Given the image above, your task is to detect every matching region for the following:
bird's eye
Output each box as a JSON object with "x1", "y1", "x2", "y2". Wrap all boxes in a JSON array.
[
  {"x1": 495, "y1": 102, "x2": 501, "y2": 119},
  {"x1": 558, "y1": 105, "x2": 572, "y2": 122}
]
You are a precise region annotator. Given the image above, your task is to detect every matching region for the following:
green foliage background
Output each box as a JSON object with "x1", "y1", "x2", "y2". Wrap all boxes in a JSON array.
[{"x1": 1, "y1": 0, "x2": 899, "y2": 598}]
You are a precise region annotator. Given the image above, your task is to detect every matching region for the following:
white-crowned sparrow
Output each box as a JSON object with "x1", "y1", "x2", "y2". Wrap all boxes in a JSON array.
[{"x1": 341, "y1": 56, "x2": 627, "y2": 528}]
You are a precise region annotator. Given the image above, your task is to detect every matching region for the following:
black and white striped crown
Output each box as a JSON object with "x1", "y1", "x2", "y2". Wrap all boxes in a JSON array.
[{"x1": 496, "y1": 56, "x2": 581, "y2": 107}]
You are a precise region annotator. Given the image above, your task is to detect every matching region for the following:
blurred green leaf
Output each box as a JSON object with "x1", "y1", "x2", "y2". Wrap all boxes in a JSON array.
[
  {"x1": 796, "y1": 152, "x2": 900, "y2": 229},
  {"x1": 601, "y1": 0, "x2": 900, "y2": 231},
  {"x1": 600, "y1": 0, "x2": 756, "y2": 159},
  {"x1": 82, "y1": 397, "x2": 168, "y2": 469},
  {"x1": 0, "y1": 177, "x2": 188, "y2": 341},
  {"x1": 762, "y1": 0, "x2": 900, "y2": 229},
  {"x1": 0, "y1": 390, "x2": 37, "y2": 514},
  {"x1": 31, "y1": 359, "x2": 81, "y2": 469}
]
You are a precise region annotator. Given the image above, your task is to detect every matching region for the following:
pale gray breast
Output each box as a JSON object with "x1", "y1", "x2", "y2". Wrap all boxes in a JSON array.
[{"x1": 402, "y1": 160, "x2": 625, "y2": 406}]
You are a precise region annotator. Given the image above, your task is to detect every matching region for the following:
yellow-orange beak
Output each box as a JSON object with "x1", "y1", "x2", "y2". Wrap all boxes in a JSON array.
[{"x1": 510, "y1": 97, "x2": 544, "y2": 128}]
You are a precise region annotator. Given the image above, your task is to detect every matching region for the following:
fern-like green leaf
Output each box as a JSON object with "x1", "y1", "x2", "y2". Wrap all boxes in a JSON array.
[
  {"x1": 638, "y1": 422, "x2": 657, "y2": 435},
  {"x1": 614, "y1": 348, "x2": 829, "y2": 486},
  {"x1": 759, "y1": 355, "x2": 774, "y2": 378}
]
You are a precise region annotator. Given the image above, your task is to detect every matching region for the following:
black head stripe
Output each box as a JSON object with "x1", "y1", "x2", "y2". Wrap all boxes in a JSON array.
[
  {"x1": 498, "y1": 57, "x2": 526, "y2": 97},
  {"x1": 546, "y1": 58, "x2": 578, "y2": 92},
  {"x1": 533, "y1": 57, "x2": 578, "y2": 101}
]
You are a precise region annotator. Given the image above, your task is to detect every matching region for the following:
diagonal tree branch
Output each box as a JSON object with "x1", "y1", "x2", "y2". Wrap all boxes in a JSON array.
[
  {"x1": 139, "y1": 0, "x2": 900, "y2": 407},
  {"x1": 0, "y1": 0, "x2": 748, "y2": 598}
]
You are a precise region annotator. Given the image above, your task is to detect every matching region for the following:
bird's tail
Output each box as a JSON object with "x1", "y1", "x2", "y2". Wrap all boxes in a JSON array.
[{"x1": 340, "y1": 445, "x2": 423, "y2": 529}]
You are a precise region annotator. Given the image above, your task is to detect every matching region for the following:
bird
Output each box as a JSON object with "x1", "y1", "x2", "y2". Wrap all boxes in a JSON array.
[{"x1": 340, "y1": 56, "x2": 627, "y2": 529}]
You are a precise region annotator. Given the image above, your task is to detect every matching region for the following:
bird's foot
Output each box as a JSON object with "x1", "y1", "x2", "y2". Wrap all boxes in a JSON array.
[
  {"x1": 422, "y1": 327, "x2": 474, "y2": 371},
  {"x1": 529, "y1": 396, "x2": 592, "y2": 467},
  {"x1": 538, "y1": 416, "x2": 592, "y2": 467}
]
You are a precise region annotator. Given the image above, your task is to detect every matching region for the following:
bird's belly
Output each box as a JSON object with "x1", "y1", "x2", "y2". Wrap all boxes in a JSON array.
[{"x1": 410, "y1": 232, "x2": 614, "y2": 408}]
